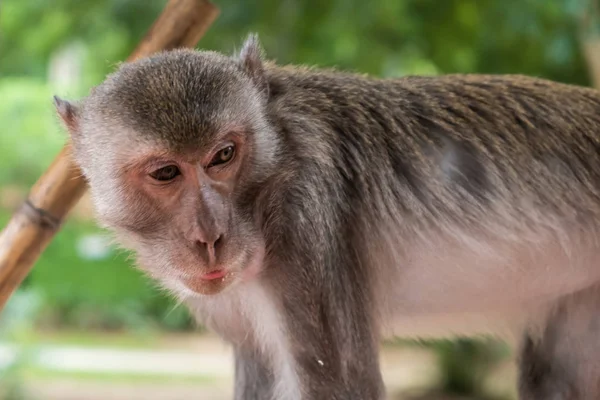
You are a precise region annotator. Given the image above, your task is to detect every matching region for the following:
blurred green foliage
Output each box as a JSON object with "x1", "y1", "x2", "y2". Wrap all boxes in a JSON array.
[{"x1": 0, "y1": 0, "x2": 591, "y2": 81}]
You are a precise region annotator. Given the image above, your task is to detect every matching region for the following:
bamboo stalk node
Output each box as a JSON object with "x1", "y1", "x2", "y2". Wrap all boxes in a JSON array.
[{"x1": 21, "y1": 199, "x2": 62, "y2": 231}]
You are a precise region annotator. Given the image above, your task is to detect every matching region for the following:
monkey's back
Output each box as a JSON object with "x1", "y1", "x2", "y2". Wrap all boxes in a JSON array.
[{"x1": 267, "y1": 67, "x2": 600, "y2": 233}]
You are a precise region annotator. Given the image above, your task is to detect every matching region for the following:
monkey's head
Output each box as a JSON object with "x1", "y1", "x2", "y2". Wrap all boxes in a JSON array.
[{"x1": 54, "y1": 35, "x2": 277, "y2": 297}]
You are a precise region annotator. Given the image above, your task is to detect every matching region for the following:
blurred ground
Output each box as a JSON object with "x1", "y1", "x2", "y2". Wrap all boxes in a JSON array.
[{"x1": 0, "y1": 331, "x2": 517, "y2": 400}]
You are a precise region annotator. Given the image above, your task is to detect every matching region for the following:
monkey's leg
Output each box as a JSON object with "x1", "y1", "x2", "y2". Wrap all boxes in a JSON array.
[
  {"x1": 518, "y1": 285, "x2": 600, "y2": 400},
  {"x1": 233, "y1": 346, "x2": 274, "y2": 400}
]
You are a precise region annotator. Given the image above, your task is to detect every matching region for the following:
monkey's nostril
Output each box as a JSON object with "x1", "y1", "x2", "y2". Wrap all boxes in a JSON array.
[{"x1": 213, "y1": 234, "x2": 223, "y2": 249}]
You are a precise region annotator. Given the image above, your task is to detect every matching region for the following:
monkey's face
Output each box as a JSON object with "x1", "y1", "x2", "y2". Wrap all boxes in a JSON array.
[
  {"x1": 96, "y1": 131, "x2": 268, "y2": 297},
  {"x1": 57, "y1": 43, "x2": 278, "y2": 298}
]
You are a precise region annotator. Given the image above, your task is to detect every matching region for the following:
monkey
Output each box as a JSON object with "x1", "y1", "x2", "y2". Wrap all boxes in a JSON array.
[{"x1": 53, "y1": 33, "x2": 600, "y2": 399}]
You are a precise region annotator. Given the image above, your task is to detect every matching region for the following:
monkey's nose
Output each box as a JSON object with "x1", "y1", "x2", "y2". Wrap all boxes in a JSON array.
[{"x1": 197, "y1": 234, "x2": 223, "y2": 265}]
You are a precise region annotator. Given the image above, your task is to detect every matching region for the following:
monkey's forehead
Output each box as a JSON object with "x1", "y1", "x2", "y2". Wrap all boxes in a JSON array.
[
  {"x1": 82, "y1": 50, "x2": 261, "y2": 147},
  {"x1": 90, "y1": 49, "x2": 250, "y2": 109}
]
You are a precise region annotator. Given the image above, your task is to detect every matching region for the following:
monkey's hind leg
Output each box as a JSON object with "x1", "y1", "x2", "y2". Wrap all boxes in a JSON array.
[{"x1": 518, "y1": 285, "x2": 600, "y2": 400}]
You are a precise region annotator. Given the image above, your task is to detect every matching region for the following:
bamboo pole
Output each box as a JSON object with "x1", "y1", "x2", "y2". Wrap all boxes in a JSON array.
[{"x1": 0, "y1": 0, "x2": 219, "y2": 311}]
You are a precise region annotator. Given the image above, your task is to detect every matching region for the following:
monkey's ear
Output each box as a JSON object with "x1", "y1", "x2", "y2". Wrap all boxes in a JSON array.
[
  {"x1": 237, "y1": 33, "x2": 269, "y2": 98},
  {"x1": 53, "y1": 96, "x2": 80, "y2": 134}
]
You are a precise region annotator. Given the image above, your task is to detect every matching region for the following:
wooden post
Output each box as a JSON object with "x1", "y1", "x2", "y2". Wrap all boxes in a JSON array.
[{"x1": 0, "y1": 0, "x2": 219, "y2": 310}]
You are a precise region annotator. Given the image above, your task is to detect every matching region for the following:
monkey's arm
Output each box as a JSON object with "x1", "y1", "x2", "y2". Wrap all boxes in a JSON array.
[
  {"x1": 259, "y1": 175, "x2": 386, "y2": 400},
  {"x1": 233, "y1": 346, "x2": 274, "y2": 400},
  {"x1": 269, "y1": 255, "x2": 385, "y2": 399}
]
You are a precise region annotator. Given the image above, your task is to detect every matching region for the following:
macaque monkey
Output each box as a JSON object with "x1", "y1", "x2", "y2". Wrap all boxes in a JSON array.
[{"x1": 54, "y1": 34, "x2": 600, "y2": 399}]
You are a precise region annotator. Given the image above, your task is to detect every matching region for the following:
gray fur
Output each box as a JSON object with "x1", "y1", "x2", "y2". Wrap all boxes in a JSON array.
[
  {"x1": 55, "y1": 34, "x2": 600, "y2": 399},
  {"x1": 234, "y1": 346, "x2": 276, "y2": 400}
]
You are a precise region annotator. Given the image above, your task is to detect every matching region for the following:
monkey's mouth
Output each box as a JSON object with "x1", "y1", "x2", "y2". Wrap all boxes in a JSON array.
[
  {"x1": 182, "y1": 245, "x2": 265, "y2": 296},
  {"x1": 199, "y1": 269, "x2": 227, "y2": 281},
  {"x1": 184, "y1": 269, "x2": 237, "y2": 295}
]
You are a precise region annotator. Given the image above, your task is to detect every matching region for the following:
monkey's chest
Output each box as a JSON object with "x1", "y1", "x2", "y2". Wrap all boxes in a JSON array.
[{"x1": 187, "y1": 281, "x2": 292, "y2": 351}]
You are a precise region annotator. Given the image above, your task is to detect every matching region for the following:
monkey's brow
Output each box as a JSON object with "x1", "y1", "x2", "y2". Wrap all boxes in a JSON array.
[
  {"x1": 115, "y1": 124, "x2": 249, "y2": 171},
  {"x1": 120, "y1": 150, "x2": 179, "y2": 172},
  {"x1": 210, "y1": 125, "x2": 247, "y2": 140}
]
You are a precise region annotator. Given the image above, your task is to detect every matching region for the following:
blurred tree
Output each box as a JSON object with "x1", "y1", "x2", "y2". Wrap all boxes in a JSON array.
[{"x1": 0, "y1": 0, "x2": 593, "y2": 83}]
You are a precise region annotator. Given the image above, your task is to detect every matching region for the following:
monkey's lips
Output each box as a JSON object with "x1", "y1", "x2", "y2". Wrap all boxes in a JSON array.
[
  {"x1": 199, "y1": 269, "x2": 227, "y2": 281},
  {"x1": 184, "y1": 269, "x2": 237, "y2": 295}
]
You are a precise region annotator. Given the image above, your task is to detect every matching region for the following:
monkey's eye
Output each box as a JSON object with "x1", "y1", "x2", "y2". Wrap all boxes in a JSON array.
[
  {"x1": 208, "y1": 145, "x2": 236, "y2": 168},
  {"x1": 149, "y1": 165, "x2": 181, "y2": 181}
]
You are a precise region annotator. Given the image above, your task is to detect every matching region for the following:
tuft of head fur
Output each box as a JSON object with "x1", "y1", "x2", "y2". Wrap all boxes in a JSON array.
[{"x1": 238, "y1": 33, "x2": 269, "y2": 98}]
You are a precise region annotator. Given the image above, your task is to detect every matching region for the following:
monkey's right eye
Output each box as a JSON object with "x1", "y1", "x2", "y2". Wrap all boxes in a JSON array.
[{"x1": 149, "y1": 165, "x2": 181, "y2": 182}]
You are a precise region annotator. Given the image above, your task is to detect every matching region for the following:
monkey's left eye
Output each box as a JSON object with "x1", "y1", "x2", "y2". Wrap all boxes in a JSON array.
[
  {"x1": 149, "y1": 165, "x2": 181, "y2": 181},
  {"x1": 208, "y1": 145, "x2": 236, "y2": 168}
]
